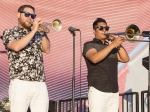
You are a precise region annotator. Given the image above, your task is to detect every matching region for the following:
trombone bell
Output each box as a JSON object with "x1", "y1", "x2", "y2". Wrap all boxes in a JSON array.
[{"x1": 125, "y1": 24, "x2": 140, "y2": 41}]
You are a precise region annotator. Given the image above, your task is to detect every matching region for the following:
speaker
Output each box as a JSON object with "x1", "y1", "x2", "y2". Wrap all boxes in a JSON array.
[{"x1": 49, "y1": 100, "x2": 57, "y2": 112}]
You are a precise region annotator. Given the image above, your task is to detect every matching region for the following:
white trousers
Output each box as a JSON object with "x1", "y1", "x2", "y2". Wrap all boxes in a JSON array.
[
  {"x1": 88, "y1": 86, "x2": 119, "y2": 112},
  {"x1": 9, "y1": 79, "x2": 49, "y2": 112}
]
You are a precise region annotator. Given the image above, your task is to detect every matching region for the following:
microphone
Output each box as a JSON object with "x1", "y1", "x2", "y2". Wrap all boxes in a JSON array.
[{"x1": 68, "y1": 27, "x2": 80, "y2": 33}]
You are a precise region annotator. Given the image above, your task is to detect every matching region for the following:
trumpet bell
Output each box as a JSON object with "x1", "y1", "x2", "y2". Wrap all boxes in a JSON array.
[
  {"x1": 38, "y1": 19, "x2": 62, "y2": 34},
  {"x1": 51, "y1": 19, "x2": 62, "y2": 31},
  {"x1": 125, "y1": 24, "x2": 140, "y2": 41}
]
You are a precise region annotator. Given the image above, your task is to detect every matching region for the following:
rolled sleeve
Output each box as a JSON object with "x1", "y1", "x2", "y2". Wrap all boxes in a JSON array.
[
  {"x1": 83, "y1": 42, "x2": 95, "y2": 57},
  {"x1": 3, "y1": 29, "x2": 15, "y2": 48}
]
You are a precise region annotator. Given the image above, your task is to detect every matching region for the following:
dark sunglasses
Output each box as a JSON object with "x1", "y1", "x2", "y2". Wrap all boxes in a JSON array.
[
  {"x1": 96, "y1": 26, "x2": 110, "y2": 31},
  {"x1": 20, "y1": 12, "x2": 36, "y2": 19}
]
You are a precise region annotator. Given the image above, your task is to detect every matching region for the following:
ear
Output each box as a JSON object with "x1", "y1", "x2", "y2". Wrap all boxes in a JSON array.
[
  {"x1": 17, "y1": 12, "x2": 21, "y2": 19},
  {"x1": 93, "y1": 29, "x2": 96, "y2": 35}
]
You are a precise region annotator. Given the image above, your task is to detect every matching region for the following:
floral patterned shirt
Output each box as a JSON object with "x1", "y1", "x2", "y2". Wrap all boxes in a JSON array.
[{"x1": 2, "y1": 26, "x2": 45, "y2": 82}]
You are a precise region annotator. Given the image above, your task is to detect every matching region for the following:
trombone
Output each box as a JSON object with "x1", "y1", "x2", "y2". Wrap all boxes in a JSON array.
[{"x1": 106, "y1": 24, "x2": 149, "y2": 42}]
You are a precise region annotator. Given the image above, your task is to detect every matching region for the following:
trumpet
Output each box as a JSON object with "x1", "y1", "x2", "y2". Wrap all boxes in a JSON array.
[
  {"x1": 37, "y1": 19, "x2": 62, "y2": 33},
  {"x1": 105, "y1": 24, "x2": 141, "y2": 41}
]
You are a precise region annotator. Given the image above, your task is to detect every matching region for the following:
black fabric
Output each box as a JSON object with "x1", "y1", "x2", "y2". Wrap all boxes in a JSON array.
[
  {"x1": 48, "y1": 100, "x2": 57, "y2": 112},
  {"x1": 83, "y1": 38, "x2": 118, "y2": 93}
]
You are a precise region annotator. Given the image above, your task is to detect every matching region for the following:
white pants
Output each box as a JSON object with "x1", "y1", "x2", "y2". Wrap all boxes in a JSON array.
[
  {"x1": 9, "y1": 79, "x2": 49, "y2": 112},
  {"x1": 88, "y1": 86, "x2": 119, "y2": 112}
]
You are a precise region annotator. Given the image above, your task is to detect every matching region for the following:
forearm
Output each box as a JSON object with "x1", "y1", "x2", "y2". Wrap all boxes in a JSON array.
[
  {"x1": 41, "y1": 34, "x2": 50, "y2": 54},
  {"x1": 7, "y1": 29, "x2": 37, "y2": 51},
  {"x1": 117, "y1": 45, "x2": 130, "y2": 62},
  {"x1": 90, "y1": 44, "x2": 114, "y2": 63}
]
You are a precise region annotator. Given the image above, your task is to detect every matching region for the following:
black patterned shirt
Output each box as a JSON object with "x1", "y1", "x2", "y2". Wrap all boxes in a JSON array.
[
  {"x1": 83, "y1": 38, "x2": 118, "y2": 93},
  {"x1": 2, "y1": 26, "x2": 45, "y2": 82}
]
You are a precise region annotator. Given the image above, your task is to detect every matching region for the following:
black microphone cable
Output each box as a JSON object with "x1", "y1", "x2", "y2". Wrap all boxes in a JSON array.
[{"x1": 79, "y1": 30, "x2": 82, "y2": 111}]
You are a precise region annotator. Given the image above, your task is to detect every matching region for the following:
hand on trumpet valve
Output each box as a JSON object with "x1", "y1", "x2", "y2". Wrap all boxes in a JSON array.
[
  {"x1": 38, "y1": 22, "x2": 50, "y2": 33},
  {"x1": 31, "y1": 18, "x2": 50, "y2": 33},
  {"x1": 31, "y1": 18, "x2": 42, "y2": 31}
]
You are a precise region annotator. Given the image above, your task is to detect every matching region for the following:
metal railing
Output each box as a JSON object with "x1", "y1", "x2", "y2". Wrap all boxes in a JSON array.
[
  {"x1": 58, "y1": 92, "x2": 139, "y2": 112},
  {"x1": 59, "y1": 97, "x2": 89, "y2": 112},
  {"x1": 141, "y1": 90, "x2": 148, "y2": 112},
  {"x1": 119, "y1": 92, "x2": 139, "y2": 112}
]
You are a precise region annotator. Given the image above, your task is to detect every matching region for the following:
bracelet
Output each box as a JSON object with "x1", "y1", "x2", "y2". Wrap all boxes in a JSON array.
[{"x1": 39, "y1": 32, "x2": 46, "y2": 36}]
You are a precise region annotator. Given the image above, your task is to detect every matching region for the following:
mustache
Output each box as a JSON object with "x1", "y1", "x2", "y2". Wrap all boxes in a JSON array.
[
  {"x1": 28, "y1": 20, "x2": 33, "y2": 25},
  {"x1": 28, "y1": 21, "x2": 33, "y2": 27}
]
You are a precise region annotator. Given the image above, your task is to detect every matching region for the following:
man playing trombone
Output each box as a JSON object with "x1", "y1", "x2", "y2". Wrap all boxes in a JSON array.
[
  {"x1": 2, "y1": 4, "x2": 50, "y2": 112},
  {"x1": 83, "y1": 18, "x2": 130, "y2": 112}
]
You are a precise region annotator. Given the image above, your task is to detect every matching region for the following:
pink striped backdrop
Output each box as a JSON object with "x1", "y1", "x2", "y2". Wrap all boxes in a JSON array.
[{"x1": 0, "y1": 0, "x2": 150, "y2": 110}]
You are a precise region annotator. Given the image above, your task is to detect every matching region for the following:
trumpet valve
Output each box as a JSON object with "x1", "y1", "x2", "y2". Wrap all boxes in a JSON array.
[{"x1": 38, "y1": 23, "x2": 50, "y2": 33}]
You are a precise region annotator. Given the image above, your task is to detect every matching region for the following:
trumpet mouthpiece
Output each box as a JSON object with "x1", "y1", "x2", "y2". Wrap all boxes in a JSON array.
[{"x1": 28, "y1": 21, "x2": 33, "y2": 25}]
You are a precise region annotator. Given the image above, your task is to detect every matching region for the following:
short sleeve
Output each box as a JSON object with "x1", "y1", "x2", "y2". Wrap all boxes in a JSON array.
[
  {"x1": 2, "y1": 29, "x2": 16, "y2": 47},
  {"x1": 82, "y1": 42, "x2": 95, "y2": 57}
]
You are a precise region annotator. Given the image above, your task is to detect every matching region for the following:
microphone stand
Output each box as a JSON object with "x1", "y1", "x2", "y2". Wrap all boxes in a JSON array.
[
  {"x1": 70, "y1": 31, "x2": 76, "y2": 112},
  {"x1": 148, "y1": 33, "x2": 150, "y2": 112}
]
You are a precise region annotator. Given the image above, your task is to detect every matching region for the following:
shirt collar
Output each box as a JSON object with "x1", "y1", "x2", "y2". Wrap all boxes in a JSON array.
[
  {"x1": 93, "y1": 38, "x2": 108, "y2": 45},
  {"x1": 13, "y1": 26, "x2": 31, "y2": 34}
]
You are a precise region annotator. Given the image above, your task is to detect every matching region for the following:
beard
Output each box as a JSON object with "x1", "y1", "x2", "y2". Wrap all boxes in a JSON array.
[{"x1": 19, "y1": 19, "x2": 32, "y2": 30}]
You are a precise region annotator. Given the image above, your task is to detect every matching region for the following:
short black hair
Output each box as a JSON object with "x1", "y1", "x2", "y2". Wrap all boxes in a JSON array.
[
  {"x1": 93, "y1": 18, "x2": 107, "y2": 29},
  {"x1": 18, "y1": 5, "x2": 35, "y2": 13}
]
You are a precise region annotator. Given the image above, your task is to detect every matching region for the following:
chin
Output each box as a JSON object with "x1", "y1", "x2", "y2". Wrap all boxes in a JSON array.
[
  {"x1": 23, "y1": 25, "x2": 31, "y2": 30},
  {"x1": 26, "y1": 23, "x2": 32, "y2": 27},
  {"x1": 25, "y1": 24, "x2": 32, "y2": 29},
  {"x1": 101, "y1": 36, "x2": 106, "y2": 39}
]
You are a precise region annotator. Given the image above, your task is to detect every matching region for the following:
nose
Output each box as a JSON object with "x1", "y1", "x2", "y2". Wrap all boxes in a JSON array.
[{"x1": 103, "y1": 29, "x2": 106, "y2": 31}]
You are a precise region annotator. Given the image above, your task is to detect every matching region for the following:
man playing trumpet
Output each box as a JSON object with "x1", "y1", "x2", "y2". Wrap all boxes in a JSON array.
[
  {"x1": 83, "y1": 18, "x2": 129, "y2": 112},
  {"x1": 2, "y1": 4, "x2": 50, "y2": 112}
]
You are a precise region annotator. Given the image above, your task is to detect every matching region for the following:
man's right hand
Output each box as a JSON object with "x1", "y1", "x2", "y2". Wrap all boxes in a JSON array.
[
  {"x1": 111, "y1": 36, "x2": 124, "y2": 48},
  {"x1": 32, "y1": 18, "x2": 42, "y2": 32}
]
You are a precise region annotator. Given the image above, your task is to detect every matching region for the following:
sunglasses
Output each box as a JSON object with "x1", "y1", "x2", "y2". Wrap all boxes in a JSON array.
[
  {"x1": 96, "y1": 26, "x2": 110, "y2": 31},
  {"x1": 20, "y1": 12, "x2": 36, "y2": 19}
]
